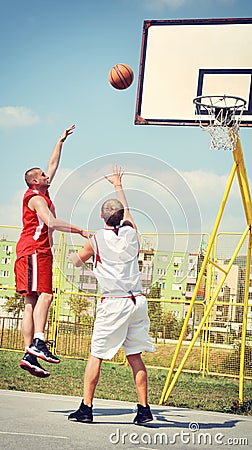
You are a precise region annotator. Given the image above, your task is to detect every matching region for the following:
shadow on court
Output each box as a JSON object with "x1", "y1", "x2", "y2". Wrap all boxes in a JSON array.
[{"x1": 1, "y1": 389, "x2": 251, "y2": 449}]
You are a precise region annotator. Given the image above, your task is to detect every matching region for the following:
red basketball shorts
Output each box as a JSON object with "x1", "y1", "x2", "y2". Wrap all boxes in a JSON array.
[{"x1": 14, "y1": 252, "x2": 53, "y2": 296}]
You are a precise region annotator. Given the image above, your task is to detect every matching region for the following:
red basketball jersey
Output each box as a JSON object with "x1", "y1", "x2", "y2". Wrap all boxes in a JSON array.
[{"x1": 16, "y1": 189, "x2": 56, "y2": 258}]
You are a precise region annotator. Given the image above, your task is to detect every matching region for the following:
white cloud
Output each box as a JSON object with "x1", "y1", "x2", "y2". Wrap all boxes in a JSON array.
[
  {"x1": 0, "y1": 189, "x2": 23, "y2": 242},
  {"x1": 0, "y1": 167, "x2": 247, "y2": 239},
  {"x1": 51, "y1": 166, "x2": 246, "y2": 234},
  {"x1": 0, "y1": 106, "x2": 40, "y2": 129},
  {"x1": 182, "y1": 170, "x2": 247, "y2": 232}
]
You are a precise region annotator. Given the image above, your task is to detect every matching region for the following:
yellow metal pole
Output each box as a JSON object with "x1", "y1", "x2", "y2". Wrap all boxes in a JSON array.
[
  {"x1": 232, "y1": 136, "x2": 252, "y2": 403},
  {"x1": 232, "y1": 137, "x2": 252, "y2": 226},
  {"x1": 51, "y1": 232, "x2": 66, "y2": 354},
  {"x1": 162, "y1": 226, "x2": 250, "y2": 404},
  {"x1": 238, "y1": 229, "x2": 252, "y2": 404},
  {"x1": 201, "y1": 249, "x2": 213, "y2": 377},
  {"x1": 159, "y1": 162, "x2": 237, "y2": 404}
]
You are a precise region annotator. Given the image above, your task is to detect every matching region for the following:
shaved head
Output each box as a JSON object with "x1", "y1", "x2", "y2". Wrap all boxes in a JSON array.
[
  {"x1": 101, "y1": 199, "x2": 124, "y2": 226},
  {"x1": 24, "y1": 168, "x2": 41, "y2": 187}
]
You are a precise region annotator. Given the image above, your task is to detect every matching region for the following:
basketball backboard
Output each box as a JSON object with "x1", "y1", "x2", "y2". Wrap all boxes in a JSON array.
[{"x1": 135, "y1": 18, "x2": 252, "y2": 127}]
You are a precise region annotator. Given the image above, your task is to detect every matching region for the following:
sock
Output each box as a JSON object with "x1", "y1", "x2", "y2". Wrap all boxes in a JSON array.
[{"x1": 34, "y1": 332, "x2": 45, "y2": 341}]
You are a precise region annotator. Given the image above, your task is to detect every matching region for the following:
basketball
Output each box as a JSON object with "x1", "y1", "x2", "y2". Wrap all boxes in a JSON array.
[{"x1": 108, "y1": 63, "x2": 134, "y2": 90}]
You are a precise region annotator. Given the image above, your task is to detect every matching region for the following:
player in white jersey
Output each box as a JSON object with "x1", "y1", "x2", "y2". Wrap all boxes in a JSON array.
[{"x1": 68, "y1": 166, "x2": 155, "y2": 425}]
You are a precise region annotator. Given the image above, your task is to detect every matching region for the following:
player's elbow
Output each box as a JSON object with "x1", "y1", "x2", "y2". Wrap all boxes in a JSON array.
[
  {"x1": 47, "y1": 216, "x2": 57, "y2": 231},
  {"x1": 73, "y1": 253, "x2": 84, "y2": 267}
]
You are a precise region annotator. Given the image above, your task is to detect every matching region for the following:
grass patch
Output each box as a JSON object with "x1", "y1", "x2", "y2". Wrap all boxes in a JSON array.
[{"x1": 1, "y1": 350, "x2": 251, "y2": 414}]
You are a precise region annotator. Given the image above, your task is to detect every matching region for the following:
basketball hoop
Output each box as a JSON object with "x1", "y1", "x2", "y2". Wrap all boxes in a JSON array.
[{"x1": 193, "y1": 95, "x2": 246, "y2": 151}]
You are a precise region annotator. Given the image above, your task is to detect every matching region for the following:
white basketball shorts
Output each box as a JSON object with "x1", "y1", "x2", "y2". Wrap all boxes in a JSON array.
[{"x1": 91, "y1": 295, "x2": 156, "y2": 360}]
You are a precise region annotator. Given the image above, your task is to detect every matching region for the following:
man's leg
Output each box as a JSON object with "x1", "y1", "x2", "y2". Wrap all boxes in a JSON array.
[
  {"x1": 127, "y1": 353, "x2": 153, "y2": 424},
  {"x1": 26, "y1": 292, "x2": 60, "y2": 364},
  {"x1": 126, "y1": 353, "x2": 148, "y2": 406},
  {"x1": 22, "y1": 295, "x2": 37, "y2": 348},
  {"x1": 20, "y1": 294, "x2": 50, "y2": 378},
  {"x1": 33, "y1": 292, "x2": 53, "y2": 334},
  {"x1": 84, "y1": 355, "x2": 103, "y2": 406},
  {"x1": 68, "y1": 355, "x2": 102, "y2": 422}
]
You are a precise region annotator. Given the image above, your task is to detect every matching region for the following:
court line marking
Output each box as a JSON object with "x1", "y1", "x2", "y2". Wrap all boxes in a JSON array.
[{"x1": 0, "y1": 431, "x2": 69, "y2": 440}]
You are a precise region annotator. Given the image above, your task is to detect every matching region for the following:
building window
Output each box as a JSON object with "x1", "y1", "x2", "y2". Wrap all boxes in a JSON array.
[
  {"x1": 3, "y1": 245, "x2": 12, "y2": 254},
  {"x1": 172, "y1": 283, "x2": 182, "y2": 291},
  {"x1": 187, "y1": 284, "x2": 194, "y2": 293},
  {"x1": 174, "y1": 270, "x2": 183, "y2": 278},
  {"x1": 157, "y1": 268, "x2": 166, "y2": 276},
  {"x1": 189, "y1": 257, "x2": 196, "y2": 264},
  {"x1": 174, "y1": 256, "x2": 184, "y2": 265},
  {"x1": 173, "y1": 310, "x2": 181, "y2": 318},
  {"x1": 158, "y1": 255, "x2": 168, "y2": 262},
  {"x1": 1, "y1": 257, "x2": 11, "y2": 264},
  {"x1": 67, "y1": 275, "x2": 74, "y2": 283},
  {"x1": 0, "y1": 270, "x2": 10, "y2": 277}
]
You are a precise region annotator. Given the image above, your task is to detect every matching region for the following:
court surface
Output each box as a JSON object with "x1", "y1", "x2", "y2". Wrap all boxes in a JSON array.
[{"x1": 0, "y1": 389, "x2": 251, "y2": 449}]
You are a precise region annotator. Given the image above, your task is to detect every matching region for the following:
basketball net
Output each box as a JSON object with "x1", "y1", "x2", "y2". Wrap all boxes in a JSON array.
[{"x1": 193, "y1": 95, "x2": 246, "y2": 151}]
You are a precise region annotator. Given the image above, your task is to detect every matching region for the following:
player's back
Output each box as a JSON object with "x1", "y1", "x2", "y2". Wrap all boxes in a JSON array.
[{"x1": 92, "y1": 225, "x2": 142, "y2": 296}]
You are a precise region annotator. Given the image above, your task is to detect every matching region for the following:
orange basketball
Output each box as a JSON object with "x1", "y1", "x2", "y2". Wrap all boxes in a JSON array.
[{"x1": 109, "y1": 63, "x2": 134, "y2": 90}]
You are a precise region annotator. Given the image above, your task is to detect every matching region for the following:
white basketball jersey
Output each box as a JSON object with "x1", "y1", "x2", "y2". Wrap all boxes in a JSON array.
[{"x1": 91, "y1": 225, "x2": 142, "y2": 296}]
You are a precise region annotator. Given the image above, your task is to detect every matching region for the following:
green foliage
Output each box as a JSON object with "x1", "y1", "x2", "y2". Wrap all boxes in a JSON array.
[
  {"x1": 148, "y1": 304, "x2": 191, "y2": 340},
  {"x1": 4, "y1": 292, "x2": 24, "y2": 317},
  {"x1": 66, "y1": 294, "x2": 92, "y2": 323},
  {"x1": 147, "y1": 285, "x2": 162, "y2": 336},
  {"x1": 223, "y1": 341, "x2": 252, "y2": 374},
  {"x1": 160, "y1": 310, "x2": 178, "y2": 338}
]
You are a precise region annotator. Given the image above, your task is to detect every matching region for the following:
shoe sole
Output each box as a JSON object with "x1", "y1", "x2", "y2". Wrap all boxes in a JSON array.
[
  {"x1": 134, "y1": 418, "x2": 153, "y2": 425},
  {"x1": 20, "y1": 362, "x2": 50, "y2": 378},
  {"x1": 68, "y1": 417, "x2": 93, "y2": 423},
  {"x1": 26, "y1": 348, "x2": 60, "y2": 364}
]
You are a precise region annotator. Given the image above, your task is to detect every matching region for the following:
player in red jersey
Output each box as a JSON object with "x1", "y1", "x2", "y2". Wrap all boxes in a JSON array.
[{"x1": 15, "y1": 125, "x2": 88, "y2": 378}]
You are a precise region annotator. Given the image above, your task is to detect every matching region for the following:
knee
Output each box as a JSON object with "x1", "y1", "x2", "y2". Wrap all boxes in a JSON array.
[
  {"x1": 46, "y1": 293, "x2": 53, "y2": 305},
  {"x1": 127, "y1": 353, "x2": 144, "y2": 367},
  {"x1": 39, "y1": 293, "x2": 53, "y2": 306}
]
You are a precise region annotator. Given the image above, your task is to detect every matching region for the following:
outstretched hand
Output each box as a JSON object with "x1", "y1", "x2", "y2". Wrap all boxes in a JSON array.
[
  {"x1": 104, "y1": 165, "x2": 124, "y2": 187},
  {"x1": 59, "y1": 124, "x2": 76, "y2": 143},
  {"x1": 79, "y1": 229, "x2": 93, "y2": 239}
]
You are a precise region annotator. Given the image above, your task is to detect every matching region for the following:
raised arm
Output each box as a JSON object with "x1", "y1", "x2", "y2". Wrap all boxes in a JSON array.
[
  {"x1": 46, "y1": 124, "x2": 75, "y2": 183},
  {"x1": 105, "y1": 165, "x2": 137, "y2": 230}
]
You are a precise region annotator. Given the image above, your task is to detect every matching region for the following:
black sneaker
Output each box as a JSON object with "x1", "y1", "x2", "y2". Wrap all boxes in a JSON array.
[
  {"x1": 27, "y1": 338, "x2": 60, "y2": 363},
  {"x1": 68, "y1": 401, "x2": 93, "y2": 423},
  {"x1": 133, "y1": 404, "x2": 153, "y2": 424},
  {"x1": 20, "y1": 353, "x2": 50, "y2": 378}
]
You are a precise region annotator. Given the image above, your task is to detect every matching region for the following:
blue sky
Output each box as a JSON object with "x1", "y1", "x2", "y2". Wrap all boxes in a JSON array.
[{"x1": 1, "y1": 0, "x2": 252, "y2": 240}]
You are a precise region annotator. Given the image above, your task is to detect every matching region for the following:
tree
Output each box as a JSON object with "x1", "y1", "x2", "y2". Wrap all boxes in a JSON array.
[
  {"x1": 147, "y1": 285, "x2": 162, "y2": 338},
  {"x1": 66, "y1": 294, "x2": 92, "y2": 324},
  {"x1": 160, "y1": 310, "x2": 178, "y2": 339},
  {"x1": 160, "y1": 311, "x2": 192, "y2": 340},
  {"x1": 4, "y1": 292, "x2": 24, "y2": 318}
]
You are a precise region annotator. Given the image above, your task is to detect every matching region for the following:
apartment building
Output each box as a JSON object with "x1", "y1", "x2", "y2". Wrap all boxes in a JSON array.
[
  {"x1": 0, "y1": 240, "x2": 16, "y2": 314},
  {"x1": 0, "y1": 238, "x2": 251, "y2": 334}
]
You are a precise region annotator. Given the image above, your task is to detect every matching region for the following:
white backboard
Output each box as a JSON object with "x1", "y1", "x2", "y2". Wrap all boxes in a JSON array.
[{"x1": 135, "y1": 18, "x2": 252, "y2": 126}]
